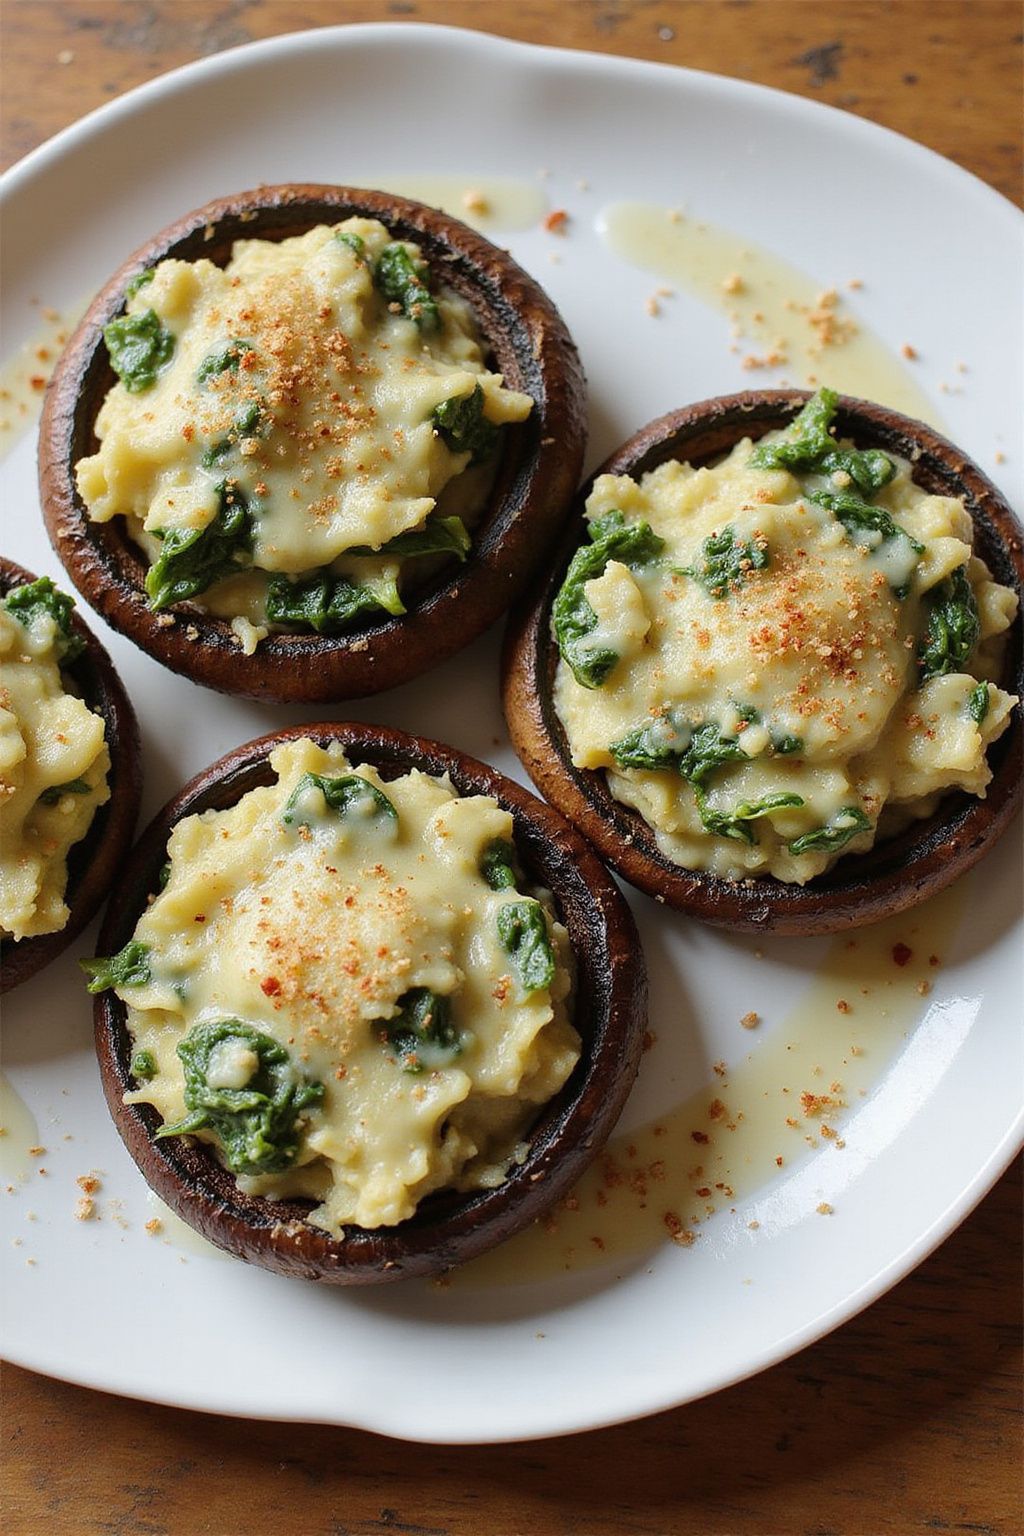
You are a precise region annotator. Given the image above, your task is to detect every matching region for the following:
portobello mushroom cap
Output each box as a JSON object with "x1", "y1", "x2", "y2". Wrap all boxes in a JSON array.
[
  {"x1": 92, "y1": 722, "x2": 647, "y2": 1283},
  {"x1": 40, "y1": 185, "x2": 587, "y2": 702},
  {"x1": 502, "y1": 390, "x2": 1023, "y2": 936},
  {"x1": 1, "y1": 555, "x2": 142, "y2": 992}
]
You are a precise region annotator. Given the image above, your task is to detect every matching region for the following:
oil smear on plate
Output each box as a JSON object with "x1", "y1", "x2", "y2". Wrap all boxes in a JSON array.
[
  {"x1": 454, "y1": 879, "x2": 966, "y2": 1288},
  {"x1": 352, "y1": 174, "x2": 546, "y2": 233},
  {"x1": 599, "y1": 201, "x2": 939, "y2": 425},
  {"x1": 143, "y1": 1189, "x2": 228, "y2": 1262},
  {"x1": 0, "y1": 1073, "x2": 42, "y2": 1185},
  {"x1": 0, "y1": 305, "x2": 81, "y2": 462}
]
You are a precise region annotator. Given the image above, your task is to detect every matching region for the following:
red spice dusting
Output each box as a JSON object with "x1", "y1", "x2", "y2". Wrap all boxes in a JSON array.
[{"x1": 260, "y1": 976, "x2": 282, "y2": 997}]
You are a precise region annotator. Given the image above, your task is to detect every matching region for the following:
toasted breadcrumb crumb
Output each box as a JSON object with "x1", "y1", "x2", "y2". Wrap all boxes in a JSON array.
[
  {"x1": 816, "y1": 1202, "x2": 834, "y2": 1215},
  {"x1": 740, "y1": 1011, "x2": 760, "y2": 1029}
]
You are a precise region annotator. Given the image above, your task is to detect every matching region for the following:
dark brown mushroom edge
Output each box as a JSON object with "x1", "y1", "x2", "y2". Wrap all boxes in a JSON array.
[
  {"x1": 39, "y1": 184, "x2": 586, "y2": 703},
  {"x1": 503, "y1": 390, "x2": 1023, "y2": 937},
  {"x1": 1, "y1": 556, "x2": 142, "y2": 992},
  {"x1": 92, "y1": 722, "x2": 647, "y2": 1284}
]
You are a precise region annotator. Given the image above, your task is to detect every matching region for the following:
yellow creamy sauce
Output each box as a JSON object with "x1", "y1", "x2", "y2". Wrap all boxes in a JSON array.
[
  {"x1": 457, "y1": 879, "x2": 965, "y2": 1287},
  {"x1": 600, "y1": 201, "x2": 940, "y2": 423},
  {"x1": 0, "y1": 304, "x2": 80, "y2": 463},
  {"x1": 554, "y1": 435, "x2": 1018, "y2": 882},
  {"x1": 75, "y1": 220, "x2": 533, "y2": 640},
  {"x1": 0, "y1": 605, "x2": 110, "y2": 940},
  {"x1": 120, "y1": 739, "x2": 579, "y2": 1232}
]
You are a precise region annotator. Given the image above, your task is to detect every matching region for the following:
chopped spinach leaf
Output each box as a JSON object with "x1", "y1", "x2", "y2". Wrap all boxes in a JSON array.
[
  {"x1": 967, "y1": 681, "x2": 990, "y2": 724},
  {"x1": 497, "y1": 901, "x2": 555, "y2": 994},
  {"x1": 432, "y1": 384, "x2": 498, "y2": 465},
  {"x1": 336, "y1": 230, "x2": 367, "y2": 263},
  {"x1": 80, "y1": 940, "x2": 152, "y2": 994},
  {"x1": 374, "y1": 243, "x2": 440, "y2": 332},
  {"x1": 124, "y1": 268, "x2": 155, "y2": 299},
  {"x1": 282, "y1": 772, "x2": 397, "y2": 829},
  {"x1": 810, "y1": 488, "x2": 923, "y2": 584},
  {"x1": 352, "y1": 515, "x2": 471, "y2": 564},
  {"x1": 553, "y1": 511, "x2": 665, "y2": 689},
  {"x1": 145, "y1": 480, "x2": 253, "y2": 610},
  {"x1": 788, "y1": 806, "x2": 872, "y2": 857},
  {"x1": 694, "y1": 788, "x2": 805, "y2": 844},
  {"x1": 379, "y1": 988, "x2": 461, "y2": 1074},
  {"x1": 196, "y1": 339, "x2": 255, "y2": 385},
  {"x1": 38, "y1": 777, "x2": 91, "y2": 806},
  {"x1": 675, "y1": 524, "x2": 770, "y2": 599},
  {"x1": 750, "y1": 388, "x2": 896, "y2": 496},
  {"x1": 610, "y1": 713, "x2": 692, "y2": 771},
  {"x1": 480, "y1": 838, "x2": 518, "y2": 891},
  {"x1": 772, "y1": 733, "x2": 805, "y2": 756},
  {"x1": 2, "y1": 577, "x2": 85, "y2": 663},
  {"x1": 155, "y1": 1020, "x2": 323, "y2": 1175},
  {"x1": 266, "y1": 569, "x2": 401, "y2": 633},
  {"x1": 201, "y1": 399, "x2": 268, "y2": 467},
  {"x1": 918, "y1": 566, "x2": 980, "y2": 682},
  {"x1": 130, "y1": 1049, "x2": 157, "y2": 1081},
  {"x1": 157, "y1": 861, "x2": 172, "y2": 892},
  {"x1": 104, "y1": 309, "x2": 175, "y2": 393},
  {"x1": 678, "y1": 722, "x2": 751, "y2": 787}
]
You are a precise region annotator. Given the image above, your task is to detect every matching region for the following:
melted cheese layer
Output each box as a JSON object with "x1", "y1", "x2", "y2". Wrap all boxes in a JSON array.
[
  {"x1": 122, "y1": 739, "x2": 579, "y2": 1232},
  {"x1": 554, "y1": 438, "x2": 1018, "y2": 883},
  {"x1": 0, "y1": 608, "x2": 110, "y2": 940}
]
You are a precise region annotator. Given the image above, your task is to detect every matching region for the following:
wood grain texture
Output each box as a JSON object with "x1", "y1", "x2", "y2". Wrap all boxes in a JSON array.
[{"x1": 2, "y1": 3, "x2": 1021, "y2": 1533}]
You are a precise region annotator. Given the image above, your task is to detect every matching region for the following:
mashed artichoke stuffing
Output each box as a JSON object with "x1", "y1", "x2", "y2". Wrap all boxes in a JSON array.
[
  {"x1": 553, "y1": 391, "x2": 1018, "y2": 884},
  {"x1": 75, "y1": 219, "x2": 533, "y2": 652},
  {"x1": 0, "y1": 580, "x2": 110, "y2": 940},
  {"x1": 86, "y1": 738, "x2": 579, "y2": 1232}
]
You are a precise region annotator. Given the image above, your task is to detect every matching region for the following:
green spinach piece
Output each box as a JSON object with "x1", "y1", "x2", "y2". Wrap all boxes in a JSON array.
[
  {"x1": 38, "y1": 777, "x2": 91, "y2": 807},
  {"x1": 432, "y1": 385, "x2": 498, "y2": 465},
  {"x1": 155, "y1": 1020, "x2": 323, "y2": 1175},
  {"x1": 379, "y1": 988, "x2": 461, "y2": 1074},
  {"x1": 497, "y1": 901, "x2": 555, "y2": 993},
  {"x1": 610, "y1": 714, "x2": 692, "y2": 771},
  {"x1": 124, "y1": 268, "x2": 155, "y2": 299},
  {"x1": 694, "y1": 788, "x2": 805, "y2": 844},
  {"x1": 374, "y1": 243, "x2": 440, "y2": 332},
  {"x1": 918, "y1": 566, "x2": 981, "y2": 682},
  {"x1": 145, "y1": 480, "x2": 253, "y2": 610},
  {"x1": 772, "y1": 733, "x2": 805, "y2": 756},
  {"x1": 104, "y1": 309, "x2": 175, "y2": 393},
  {"x1": 809, "y1": 488, "x2": 923, "y2": 593},
  {"x1": 788, "y1": 806, "x2": 872, "y2": 857},
  {"x1": 336, "y1": 231, "x2": 367, "y2": 263},
  {"x1": 750, "y1": 388, "x2": 896, "y2": 495},
  {"x1": 678, "y1": 722, "x2": 751, "y2": 787},
  {"x1": 2, "y1": 577, "x2": 85, "y2": 663},
  {"x1": 80, "y1": 940, "x2": 152, "y2": 994},
  {"x1": 352, "y1": 515, "x2": 471, "y2": 564},
  {"x1": 968, "y1": 681, "x2": 991, "y2": 724},
  {"x1": 553, "y1": 511, "x2": 665, "y2": 689},
  {"x1": 480, "y1": 839, "x2": 518, "y2": 891},
  {"x1": 266, "y1": 569, "x2": 402, "y2": 633},
  {"x1": 130, "y1": 1049, "x2": 157, "y2": 1081},
  {"x1": 201, "y1": 399, "x2": 268, "y2": 467},
  {"x1": 676, "y1": 524, "x2": 770, "y2": 598},
  {"x1": 196, "y1": 339, "x2": 255, "y2": 385},
  {"x1": 282, "y1": 772, "x2": 397, "y2": 829}
]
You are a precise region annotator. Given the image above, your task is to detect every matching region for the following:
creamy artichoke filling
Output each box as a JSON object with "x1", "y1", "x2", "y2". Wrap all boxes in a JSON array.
[
  {"x1": 89, "y1": 738, "x2": 579, "y2": 1232},
  {"x1": 75, "y1": 220, "x2": 534, "y2": 651},
  {"x1": 552, "y1": 392, "x2": 1018, "y2": 884},
  {"x1": 0, "y1": 582, "x2": 110, "y2": 940}
]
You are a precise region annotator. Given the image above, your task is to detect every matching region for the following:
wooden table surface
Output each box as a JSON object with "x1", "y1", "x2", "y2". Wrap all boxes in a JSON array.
[{"x1": 2, "y1": 4, "x2": 1021, "y2": 1532}]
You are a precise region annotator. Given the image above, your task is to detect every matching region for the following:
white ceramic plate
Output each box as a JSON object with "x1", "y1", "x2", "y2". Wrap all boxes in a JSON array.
[{"x1": 1, "y1": 25, "x2": 1021, "y2": 1444}]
